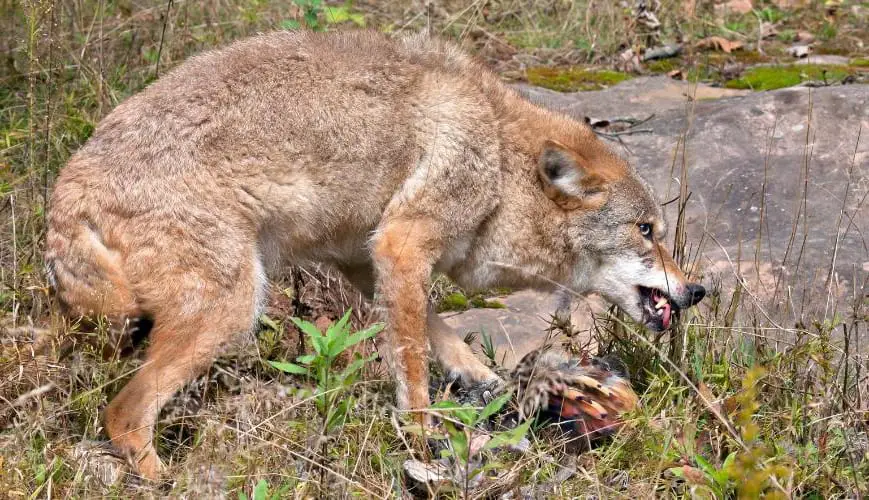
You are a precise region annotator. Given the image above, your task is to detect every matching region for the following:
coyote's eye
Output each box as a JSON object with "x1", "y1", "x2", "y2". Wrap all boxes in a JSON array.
[{"x1": 638, "y1": 223, "x2": 653, "y2": 239}]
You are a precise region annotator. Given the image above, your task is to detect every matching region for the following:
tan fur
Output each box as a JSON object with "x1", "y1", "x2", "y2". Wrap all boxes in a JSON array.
[{"x1": 45, "y1": 30, "x2": 703, "y2": 478}]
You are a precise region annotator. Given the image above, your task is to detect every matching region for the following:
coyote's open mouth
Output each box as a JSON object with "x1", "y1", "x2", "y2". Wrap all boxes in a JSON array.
[{"x1": 637, "y1": 286, "x2": 677, "y2": 331}]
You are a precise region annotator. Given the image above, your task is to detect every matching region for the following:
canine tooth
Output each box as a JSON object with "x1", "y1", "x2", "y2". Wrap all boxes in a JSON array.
[
  {"x1": 657, "y1": 309, "x2": 663, "y2": 316},
  {"x1": 654, "y1": 298, "x2": 668, "y2": 309}
]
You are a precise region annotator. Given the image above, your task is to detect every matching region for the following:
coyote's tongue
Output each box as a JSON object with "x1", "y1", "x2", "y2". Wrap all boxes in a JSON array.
[{"x1": 662, "y1": 302, "x2": 672, "y2": 329}]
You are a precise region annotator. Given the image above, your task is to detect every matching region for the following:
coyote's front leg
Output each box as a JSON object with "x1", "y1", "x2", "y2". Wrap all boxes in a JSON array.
[{"x1": 373, "y1": 217, "x2": 441, "y2": 417}]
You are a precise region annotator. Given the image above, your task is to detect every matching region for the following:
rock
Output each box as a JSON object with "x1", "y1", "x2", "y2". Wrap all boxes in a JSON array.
[
  {"x1": 518, "y1": 78, "x2": 868, "y2": 314},
  {"x1": 445, "y1": 78, "x2": 868, "y2": 356},
  {"x1": 793, "y1": 54, "x2": 851, "y2": 66},
  {"x1": 442, "y1": 291, "x2": 606, "y2": 368},
  {"x1": 787, "y1": 44, "x2": 812, "y2": 58}
]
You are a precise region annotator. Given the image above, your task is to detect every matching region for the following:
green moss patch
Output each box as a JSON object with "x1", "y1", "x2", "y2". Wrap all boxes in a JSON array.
[
  {"x1": 438, "y1": 292, "x2": 469, "y2": 312},
  {"x1": 850, "y1": 58, "x2": 869, "y2": 68},
  {"x1": 725, "y1": 64, "x2": 854, "y2": 91},
  {"x1": 646, "y1": 58, "x2": 680, "y2": 74},
  {"x1": 526, "y1": 67, "x2": 631, "y2": 92},
  {"x1": 437, "y1": 291, "x2": 508, "y2": 312}
]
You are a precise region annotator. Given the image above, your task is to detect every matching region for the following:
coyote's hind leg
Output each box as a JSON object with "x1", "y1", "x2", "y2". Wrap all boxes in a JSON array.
[{"x1": 105, "y1": 248, "x2": 263, "y2": 479}]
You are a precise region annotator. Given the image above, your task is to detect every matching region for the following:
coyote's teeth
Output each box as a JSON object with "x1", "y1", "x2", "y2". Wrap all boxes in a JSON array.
[
  {"x1": 657, "y1": 309, "x2": 663, "y2": 316},
  {"x1": 654, "y1": 298, "x2": 668, "y2": 309}
]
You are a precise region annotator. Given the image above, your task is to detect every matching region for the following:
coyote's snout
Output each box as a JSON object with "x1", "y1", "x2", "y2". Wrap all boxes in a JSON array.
[{"x1": 46, "y1": 30, "x2": 704, "y2": 478}]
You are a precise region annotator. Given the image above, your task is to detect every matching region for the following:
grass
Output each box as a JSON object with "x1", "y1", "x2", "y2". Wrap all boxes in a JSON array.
[{"x1": 1, "y1": 0, "x2": 868, "y2": 497}]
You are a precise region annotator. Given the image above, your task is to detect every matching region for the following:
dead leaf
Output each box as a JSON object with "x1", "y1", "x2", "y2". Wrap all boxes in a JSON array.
[
  {"x1": 617, "y1": 48, "x2": 643, "y2": 73},
  {"x1": 696, "y1": 382, "x2": 724, "y2": 415},
  {"x1": 715, "y1": 0, "x2": 753, "y2": 15},
  {"x1": 680, "y1": 465, "x2": 709, "y2": 485},
  {"x1": 761, "y1": 22, "x2": 778, "y2": 39},
  {"x1": 468, "y1": 434, "x2": 491, "y2": 457},
  {"x1": 403, "y1": 459, "x2": 452, "y2": 486},
  {"x1": 696, "y1": 36, "x2": 743, "y2": 54},
  {"x1": 314, "y1": 315, "x2": 332, "y2": 332},
  {"x1": 794, "y1": 31, "x2": 815, "y2": 43}
]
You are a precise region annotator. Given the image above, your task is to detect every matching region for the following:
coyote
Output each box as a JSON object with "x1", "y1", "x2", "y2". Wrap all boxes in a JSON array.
[{"x1": 46, "y1": 30, "x2": 705, "y2": 478}]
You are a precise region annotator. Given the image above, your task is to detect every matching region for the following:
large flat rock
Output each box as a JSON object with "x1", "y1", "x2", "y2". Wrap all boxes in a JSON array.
[
  {"x1": 518, "y1": 79, "x2": 868, "y2": 311},
  {"x1": 445, "y1": 79, "x2": 869, "y2": 361}
]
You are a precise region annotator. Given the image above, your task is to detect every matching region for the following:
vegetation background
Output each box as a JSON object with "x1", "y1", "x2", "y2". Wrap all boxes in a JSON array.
[{"x1": 1, "y1": 0, "x2": 867, "y2": 497}]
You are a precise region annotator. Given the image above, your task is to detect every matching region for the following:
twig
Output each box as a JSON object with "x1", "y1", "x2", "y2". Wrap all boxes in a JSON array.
[
  {"x1": 154, "y1": 0, "x2": 174, "y2": 77},
  {"x1": 642, "y1": 44, "x2": 681, "y2": 61},
  {"x1": 11, "y1": 383, "x2": 55, "y2": 407},
  {"x1": 595, "y1": 128, "x2": 653, "y2": 138}
]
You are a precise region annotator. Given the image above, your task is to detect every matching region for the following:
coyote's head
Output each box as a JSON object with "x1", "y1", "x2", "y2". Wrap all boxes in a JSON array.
[{"x1": 537, "y1": 138, "x2": 705, "y2": 331}]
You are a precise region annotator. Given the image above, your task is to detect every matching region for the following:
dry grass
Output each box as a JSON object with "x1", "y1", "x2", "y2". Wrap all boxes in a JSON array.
[{"x1": 2, "y1": 0, "x2": 868, "y2": 497}]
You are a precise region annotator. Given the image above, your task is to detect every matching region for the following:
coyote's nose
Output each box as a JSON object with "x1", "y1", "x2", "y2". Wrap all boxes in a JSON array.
[{"x1": 686, "y1": 283, "x2": 706, "y2": 307}]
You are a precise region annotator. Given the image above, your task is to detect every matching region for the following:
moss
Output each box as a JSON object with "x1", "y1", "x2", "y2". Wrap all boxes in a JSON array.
[
  {"x1": 438, "y1": 291, "x2": 507, "y2": 312},
  {"x1": 702, "y1": 51, "x2": 770, "y2": 65},
  {"x1": 438, "y1": 292, "x2": 469, "y2": 312},
  {"x1": 725, "y1": 64, "x2": 854, "y2": 91},
  {"x1": 850, "y1": 58, "x2": 869, "y2": 68},
  {"x1": 646, "y1": 58, "x2": 680, "y2": 74},
  {"x1": 469, "y1": 296, "x2": 507, "y2": 309},
  {"x1": 526, "y1": 66, "x2": 631, "y2": 92}
]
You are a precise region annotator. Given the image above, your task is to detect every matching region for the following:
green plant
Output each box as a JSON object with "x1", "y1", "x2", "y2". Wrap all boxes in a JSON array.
[
  {"x1": 323, "y1": 3, "x2": 365, "y2": 27},
  {"x1": 668, "y1": 453, "x2": 737, "y2": 498},
  {"x1": 286, "y1": 0, "x2": 323, "y2": 31},
  {"x1": 757, "y1": 6, "x2": 784, "y2": 24},
  {"x1": 268, "y1": 310, "x2": 383, "y2": 432},
  {"x1": 281, "y1": 0, "x2": 365, "y2": 31},
  {"x1": 238, "y1": 478, "x2": 289, "y2": 500},
  {"x1": 480, "y1": 330, "x2": 497, "y2": 364},
  {"x1": 819, "y1": 21, "x2": 837, "y2": 41},
  {"x1": 424, "y1": 393, "x2": 531, "y2": 487}
]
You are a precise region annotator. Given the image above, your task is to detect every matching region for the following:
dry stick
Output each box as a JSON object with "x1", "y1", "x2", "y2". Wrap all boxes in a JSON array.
[
  {"x1": 154, "y1": 0, "x2": 174, "y2": 78},
  {"x1": 824, "y1": 125, "x2": 863, "y2": 320},
  {"x1": 794, "y1": 91, "x2": 816, "y2": 320},
  {"x1": 773, "y1": 89, "x2": 813, "y2": 319},
  {"x1": 836, "y1": 189, "x2": 869, "y2": 255},
  {"x1": 98, "y1": 0, "x2": 104, "y2": 116},
  {"x1": 11, "y1": 194, "x2": 17, "y2": 326},
  {"x1": 41, "y1": 0, "x2": 55, "y2": 245},
  {"x1": 754, "y1": 117, "x2": 777, "y2": 291}
]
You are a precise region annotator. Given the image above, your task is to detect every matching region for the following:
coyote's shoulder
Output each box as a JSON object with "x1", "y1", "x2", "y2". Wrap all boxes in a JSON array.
[{"x1": 46, "y1": 30, "x2": 704, "y2": 479}]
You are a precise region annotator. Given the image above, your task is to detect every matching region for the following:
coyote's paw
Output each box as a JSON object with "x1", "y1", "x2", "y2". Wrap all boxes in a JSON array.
[{"x1": 455, "y1": 376, "x2": 506, "y2": 408}]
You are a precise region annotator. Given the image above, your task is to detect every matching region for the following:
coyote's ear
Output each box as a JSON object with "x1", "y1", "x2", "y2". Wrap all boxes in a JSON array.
[{"x1": 538, "y1": 140, "x2": 607, "y2": 209}]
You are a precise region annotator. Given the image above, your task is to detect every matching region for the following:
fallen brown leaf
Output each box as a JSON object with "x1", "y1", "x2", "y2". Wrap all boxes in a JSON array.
[
  {"x1": 681, "y1": 465, "x2": 709, "y2": 485},
  {"x1": 715, "y1": 0, "x2": 753, "y2": 15},
  {"x1": 696, "y1": 36, "x2": 743, "y2": 54},
  {"x1": 761, "y1": 22, "x2": 778, "y2": 39},
  {"x1": 794, "y1": 31, "x2": 815, "y2": 43}
]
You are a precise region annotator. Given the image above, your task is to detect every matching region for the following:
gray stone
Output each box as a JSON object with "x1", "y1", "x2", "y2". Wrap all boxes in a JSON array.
[
  {"x1": 445, "y1": 78, "x2": 869, "y2": 361},
  {"x1": 519, "y1": 78, "x2": 868, "y2": 311}
]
